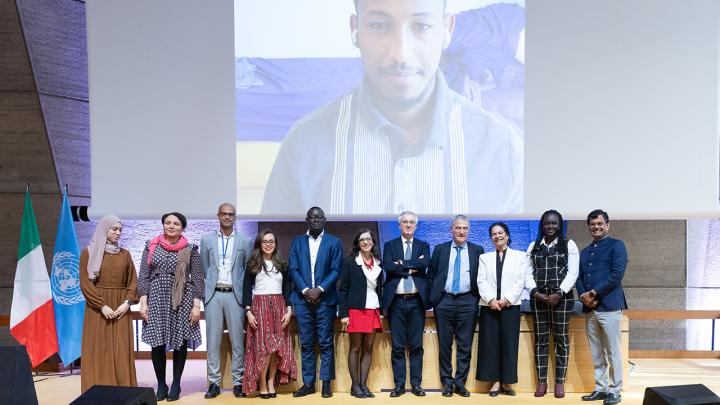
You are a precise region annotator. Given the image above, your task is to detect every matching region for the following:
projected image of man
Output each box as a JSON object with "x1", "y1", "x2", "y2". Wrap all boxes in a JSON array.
[{"x1": 262, "y1": 0, "x2": 523, "y2": 216}]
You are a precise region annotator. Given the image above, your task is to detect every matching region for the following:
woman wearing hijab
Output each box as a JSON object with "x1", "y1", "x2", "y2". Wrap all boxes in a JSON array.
[
  {"x1": 79, "y1": 215, "x2": 138, "y2": 392},
  {"x1": 138, "y1": 212, "x2": 203, "y2": 401},
  {"x1": 476, "y1": 222, "x2": 527, "y2": 397}
]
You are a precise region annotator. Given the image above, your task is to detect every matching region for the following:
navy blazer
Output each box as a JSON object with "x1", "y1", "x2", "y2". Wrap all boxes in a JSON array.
[
  {"x1": 338, "y1": 255, "x2": 383, "y2": 318},
  {"x1": 576, "y1": 236, "x2": 628, "y2": 313},
  {"x1": 381, "y1": 237, "x2": 431, "y2": 311},
  {"x1": 288, "y1": 232, "x2": 344, "y2": 306},
  {"x1": 427, "y1": 241, "x2": 484, "y2": 308}
]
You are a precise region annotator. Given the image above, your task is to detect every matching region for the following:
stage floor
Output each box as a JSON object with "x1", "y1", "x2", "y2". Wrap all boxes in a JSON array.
[{"x1": 35, "y1": 359, "x2": 720, "y2": 404}]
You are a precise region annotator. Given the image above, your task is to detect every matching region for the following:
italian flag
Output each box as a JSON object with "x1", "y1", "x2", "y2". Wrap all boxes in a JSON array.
[{"x1": 10, "y1": 191, "x2": 59, "y2": 368}]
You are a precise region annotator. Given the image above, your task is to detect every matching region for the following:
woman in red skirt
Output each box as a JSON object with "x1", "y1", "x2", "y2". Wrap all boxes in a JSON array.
[
  {"x1": 243, "y1": 230, "x2": 297, "y2": 398},
  {"x1": 339, "y1": 228, "x2": 383, "y2": 398}
]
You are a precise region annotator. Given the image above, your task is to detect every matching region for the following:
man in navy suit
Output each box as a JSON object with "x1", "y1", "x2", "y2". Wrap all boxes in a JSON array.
[
  {"x1": 427, "y1": 215, "x2": 483, "y2": 397},
  {"x1": 382, "y1": 211, "x2": 431, "y2": 397},
  {"x1": 577, "y1": 210, "x2": 628, "y2": 405},
  {"x1": 289, "y1": 207, "x2": 344, "y2": 398}
]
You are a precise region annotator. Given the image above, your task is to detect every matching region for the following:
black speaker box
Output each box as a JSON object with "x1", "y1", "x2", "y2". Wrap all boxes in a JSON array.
[
  {"x1": 0, "y1": 345, "x2": 38, "y2": 405},
  {"x1": 643, "y1": 384, "x2": 720, "y2": 405},
  {"x1": 70, "y1": 385, "x2": 157, "y2": 405}
]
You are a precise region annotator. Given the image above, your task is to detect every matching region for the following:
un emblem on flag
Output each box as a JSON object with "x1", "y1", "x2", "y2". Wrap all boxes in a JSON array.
[{"x1": 51, "y1": 251, "x2": 84, "y2": 305}]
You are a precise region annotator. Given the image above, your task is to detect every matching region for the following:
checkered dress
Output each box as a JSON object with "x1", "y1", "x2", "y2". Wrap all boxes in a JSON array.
[
  {"x1": 529, "y1": 242, "x2": 574, "y2": 383},
  {"x1": 137, "y1": 242, "x2": 204, "y2": 350}
]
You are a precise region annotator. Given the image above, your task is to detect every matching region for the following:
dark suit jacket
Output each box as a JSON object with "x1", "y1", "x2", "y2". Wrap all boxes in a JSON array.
[
  {"x1": 288, "y1": 232, "x2": 344, "y2": 305},
  {"x1": 427, "y1": 241, "x2": 484, "y2": 308},
  {"x1": 576, "y1": 236, "x2": 628, "y2": 313},
  {"x1": 381, "y1": 237, "x2": 431, "y2": 311},
  {"x1": 338, "y1": 255, "x2": 383, "y2": 318}
]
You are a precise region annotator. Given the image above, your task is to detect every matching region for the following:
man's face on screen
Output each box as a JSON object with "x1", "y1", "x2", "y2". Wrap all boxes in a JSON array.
[{"x1": 352, "y1": 0, "x2": 453, "y2": 109}]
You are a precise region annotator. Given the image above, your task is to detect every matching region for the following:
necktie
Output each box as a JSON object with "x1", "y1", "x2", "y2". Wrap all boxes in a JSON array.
[
  {"x1": 452, "y1": 246, "x2": 463, "y2": 294},
  {"x1": 403, "y1": 240, "x2": 413, "y2": 291}
]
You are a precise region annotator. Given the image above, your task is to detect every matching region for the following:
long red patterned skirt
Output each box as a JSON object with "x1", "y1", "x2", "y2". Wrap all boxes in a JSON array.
[{"x1": 243, "y1": 294, "x2": 297, "y2": 393}]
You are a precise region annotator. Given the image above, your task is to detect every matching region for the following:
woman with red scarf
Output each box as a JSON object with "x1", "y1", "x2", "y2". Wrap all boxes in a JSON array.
[
  {"x1": 338, "y1": 228, "x2": 383, "y2": 398},
  {"x1": 138, "y1": 212, "x2": 204, "y2": 401}
]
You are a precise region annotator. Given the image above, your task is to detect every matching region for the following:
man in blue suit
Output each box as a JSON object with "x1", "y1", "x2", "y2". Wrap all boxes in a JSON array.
[
  {"x1": 199, "y1": 203, "x2": 252, "y2": 399},
  {"x1": 289, "y1": 206, "x2": 344, "y2": 398},
  {"x1": 576, "y1": 209, "x2": 628, "y2": 405},
  {"x1": 382, "y1": 211, "x2": 431, "y2": 397},
  {"x1": 427, "y1": 215, "x2": 483, "y2": 397}
]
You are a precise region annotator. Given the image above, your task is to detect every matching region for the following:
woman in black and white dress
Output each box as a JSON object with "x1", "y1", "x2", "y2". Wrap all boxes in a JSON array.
[{"x1": 138, "y1": 212, "x2": 203, "y2": 401}]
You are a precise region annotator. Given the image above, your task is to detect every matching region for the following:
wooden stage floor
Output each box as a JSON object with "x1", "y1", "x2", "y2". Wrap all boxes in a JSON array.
[{"x1": 36, "y1": 359, "x2": 720, "y2": 404}]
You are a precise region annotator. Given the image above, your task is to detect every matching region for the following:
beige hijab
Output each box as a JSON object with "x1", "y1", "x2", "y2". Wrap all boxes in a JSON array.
[{"x1": 86, "y1": 215, "x2": 121, "y2": 280}]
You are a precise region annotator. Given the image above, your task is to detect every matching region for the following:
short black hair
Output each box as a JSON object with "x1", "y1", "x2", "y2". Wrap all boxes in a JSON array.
[
  {"x1": 354, "y1": 0, "x2": 447, "y2": 13},
  {"x1": 586, "y1": 209, "x2": 609, "y2": 225},
  {"x1": 162, "y1": 211, "x2": 187, "y2": 228},
  {"x1": 488, "y1": 221, "x2": 512, "y2": 246}
]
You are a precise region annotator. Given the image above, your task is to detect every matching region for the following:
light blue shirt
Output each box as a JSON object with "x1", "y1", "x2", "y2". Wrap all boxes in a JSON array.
[{"x1": 445, "y1": 242, "x2": 471, "y2": 294}]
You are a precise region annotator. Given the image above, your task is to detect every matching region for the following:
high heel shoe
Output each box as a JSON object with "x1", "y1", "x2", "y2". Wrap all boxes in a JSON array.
[
  {"x1": 361, "y1": 386, "x2": 374, "y2": 398},
  {"x1": 259, "y1": 392, "x2": 271, "y2": 399},
  {"x1": 166, "y1": 382, "x2": 181, "y2": 401},
  {"x1": 156, "y1": 382, "x2": 169, "y2": 401},
  {"x1": 267, "y1": 380, "x2": 277, "y2": 398},
  {"x1": 500, "y1": 385, "x2": 516, "y2": 396},
  {"x1": 350, "y1": 385, "x2": 367, "y2": 398},
  {"x1": 489, "y1": 382, "x2": 500, "y2": 397}
]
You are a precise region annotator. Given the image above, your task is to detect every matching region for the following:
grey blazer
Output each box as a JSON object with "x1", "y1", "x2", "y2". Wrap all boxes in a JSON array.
[{"x1": 199, "y1": 231, "x2": 252, "y2": 305}]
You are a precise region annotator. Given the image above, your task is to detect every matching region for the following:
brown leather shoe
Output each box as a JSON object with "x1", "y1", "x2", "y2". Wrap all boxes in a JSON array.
[
  {"x1": 554, "y1": 383, "x2": 565, "y2": 398},
  {"x1": 534, "y1": 382, "x2": 548, "y2": 397}
]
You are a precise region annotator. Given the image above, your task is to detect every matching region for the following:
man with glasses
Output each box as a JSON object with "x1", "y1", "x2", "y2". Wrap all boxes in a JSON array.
[
  {"x1": 288, "y1": 207, "x2": 344, "y2": 398},
  {"x1": 200, "y1": 203, "x2": 252, "y2": 398},
  {"x1": 382, "y1": 211, "x2": 431, "y2": 397}
]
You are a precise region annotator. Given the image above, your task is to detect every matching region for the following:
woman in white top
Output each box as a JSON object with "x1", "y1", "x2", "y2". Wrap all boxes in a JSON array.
[
  {"x1": 525, "y1": 210, "x2": 579, "y2": 399},
  {"x1": 476, "y1": 222, "x2": 527, "y2": 397},
  {"x1": 242, "y1": 230, "x2": 297, "y2": 398},
  {"x1": 338, "y1": 228, "x2": 384, "y2": 398}
]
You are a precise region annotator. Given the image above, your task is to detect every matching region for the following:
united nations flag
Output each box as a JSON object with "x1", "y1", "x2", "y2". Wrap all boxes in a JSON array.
[{"x1": 51, "y1": 191, "x2": 85, "y2": 366}]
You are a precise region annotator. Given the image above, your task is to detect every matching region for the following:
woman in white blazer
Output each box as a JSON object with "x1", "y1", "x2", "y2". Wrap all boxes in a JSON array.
[{"x1": 475, "y1": 222, "x2": 527, "y2": 397}]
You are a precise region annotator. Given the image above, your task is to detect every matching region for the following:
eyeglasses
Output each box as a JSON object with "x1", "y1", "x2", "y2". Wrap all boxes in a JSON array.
[
  {"x1": 358, "y1": 237, "x2": 373, "y2": 243},
  {"x1": 400, "y1": 220, "x2": 416, "y2": 225},
  {"x1": 261, "y1": 240, "x2": 276, "y2": 245},
  {"x1": 218, "y1": 212, "x2": 236, "y2": 217}
]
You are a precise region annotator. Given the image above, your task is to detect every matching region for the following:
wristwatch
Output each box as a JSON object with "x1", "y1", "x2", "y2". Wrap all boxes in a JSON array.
[{"x1": 124, "y1": 299, "x2": 131, "y2": 306}]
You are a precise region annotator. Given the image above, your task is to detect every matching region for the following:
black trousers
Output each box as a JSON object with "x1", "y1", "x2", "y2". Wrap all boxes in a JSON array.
[
  {"x1": 389, "y1": 294, "x2": 426, "y2": 388},
  {"x1": 476, "y1": 305, "x2": 520, "y2": 384},
  {"x1": 530, "y1": 296, "x2": 574, "y2": 383},
  {"x1": 434, "y1": 293, "x2": 478, "y2": 388}
]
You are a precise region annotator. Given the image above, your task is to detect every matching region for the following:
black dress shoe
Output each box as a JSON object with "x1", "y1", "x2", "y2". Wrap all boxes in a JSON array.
[
  {"x1": 166, "y1": 382, "x2": 181, "y2": 402},
  {"x1": 603, "y1": 393, "x2": 622, "y2": 405},
  {"x1": 500, "y1": 385, "x2": 516, "y2": 396},
  {"x1": 411, "y1": 386, "x2": 426, "y2": 396},
  {"x1": 293, "y1": 383, "x2": 316, "y2": 397},
  {"x1": 350, "y1": 385, "x2": 367, "y2": 398},
  {"x1": 582, "y1": 391, "x2": 608, "y2": 401},
  {"x1": 321, "y1": 381, "x2": 333, "y2": 398},
  {"x1": 361, "y1": 386, "x2": 374, "y2": 398},
  {"x1": 389, "y1": 386, "x2": 405, "y2": 397},
  {"x1": 205, "y1": 383, "x2": 220, "y2": 399},
  {"x1": 233, "y1": 385, "x2": 246, "y2": 398},
  {"x1": 455, "y1": 386, "x2": 471, "y2": 397},
  {"x1": 442, "y1": 384, "x2": 454, "y2": 397},
  {"x1": 489, "y1": 388, "x2": 500, "y2": 397},
  {"x1": 156, "y1": 383, "x2": 169, "y2": 401}
]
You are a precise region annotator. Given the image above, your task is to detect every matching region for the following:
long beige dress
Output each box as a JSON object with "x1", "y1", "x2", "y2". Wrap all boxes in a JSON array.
[{"x1": 79, "y1": 248, "x2": 138, "y2": 392}]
